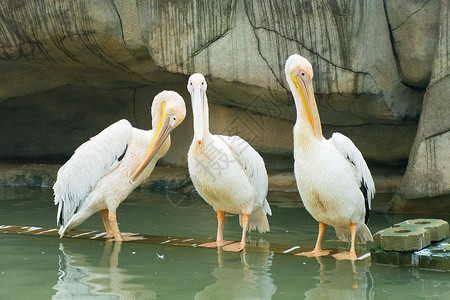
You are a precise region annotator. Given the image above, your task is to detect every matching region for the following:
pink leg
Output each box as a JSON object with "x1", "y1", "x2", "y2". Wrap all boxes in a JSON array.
[
  {"x1": 223, "y1": 213, "x2": 248, "y2": 252},
  {"x1": 199, "y1": 210, "x2": 232, "y2": 248},
  {"x1": 106, "y1": 211, "x2": 145, "y2": 242},
  {"x1": 296, "y1": 222, "x2": 331, "y2": 257},
  {"x1": 333, "y1": 223, "x2": 358, "y2": 260},
  {"x1": 100, "y1": 209, "x2": 114, "y2": 238}
]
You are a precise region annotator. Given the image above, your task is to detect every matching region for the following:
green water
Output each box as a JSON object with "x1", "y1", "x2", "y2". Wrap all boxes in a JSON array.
[{"x1": 0, "y1": 187, "x2": 449, "y2": 299}]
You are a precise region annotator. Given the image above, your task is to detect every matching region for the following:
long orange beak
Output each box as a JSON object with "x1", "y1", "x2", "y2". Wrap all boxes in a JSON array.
[
  {"x1": 131, "y1": 105, "x2": 173, "y2": 182},
  {"x1": 291, "y1": 73, "x2": 322, "y2": 138}
]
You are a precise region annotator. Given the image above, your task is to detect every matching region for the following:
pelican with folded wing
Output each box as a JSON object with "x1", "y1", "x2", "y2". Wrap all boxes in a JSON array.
[
  {"x1": 54, "y1": 91, "x2": 186, "y2": 241},
  {"x1": 285, "y1": 54, "x2": 375, "y2": 260},
  {"x1": 187, "y1": 73, "x2": 272, "y2": 252}
]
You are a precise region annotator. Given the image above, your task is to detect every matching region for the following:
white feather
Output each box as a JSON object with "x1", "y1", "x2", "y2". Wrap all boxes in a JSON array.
[
  {"x1": 331, "y1": 132, "x2": 375, "y2": 208},
  {"x1": 53, "y1": 120, "x2": 132, "y2": 227},
  {"x1": 222, "y1": 135, "x2": 271, "y2": 216}
]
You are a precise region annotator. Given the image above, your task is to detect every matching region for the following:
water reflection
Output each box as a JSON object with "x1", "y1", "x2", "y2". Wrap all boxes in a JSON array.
[
  {"x1": 304, "y1": 256, "x2": 374, "y2": 299},
  {"x1": 371, "y1": 265, "x2": 450, "y2": 299},
  {"x1": 52, "y1": 242, "x2": 156, "y2": 299},
  {"x1": 195, "y1": 239, "x2": 277, "y2": 300},
  {"x1": 2, "y1": 188, "x2": 450, "y2": 299}
]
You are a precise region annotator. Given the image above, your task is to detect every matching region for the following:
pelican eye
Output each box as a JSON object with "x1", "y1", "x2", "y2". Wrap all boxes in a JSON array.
[{"x1": 301, "y1": 72, "x2": 305, "y2": 76}]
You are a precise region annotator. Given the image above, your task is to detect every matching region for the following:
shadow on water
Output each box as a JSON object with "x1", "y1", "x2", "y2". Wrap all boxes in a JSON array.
[{"x1": 0, "y1": 187, "x2": 449, "y2": 299}]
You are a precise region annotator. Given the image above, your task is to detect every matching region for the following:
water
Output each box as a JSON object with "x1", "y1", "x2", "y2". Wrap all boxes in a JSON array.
[{"x1": 0, "y1": 187, "x2": 449, "y2": 299}]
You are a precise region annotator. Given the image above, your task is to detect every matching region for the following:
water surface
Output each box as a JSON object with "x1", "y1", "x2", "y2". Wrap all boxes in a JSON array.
[{"x1": 0, "y1": 187, "x2": 449, "y2": 299}]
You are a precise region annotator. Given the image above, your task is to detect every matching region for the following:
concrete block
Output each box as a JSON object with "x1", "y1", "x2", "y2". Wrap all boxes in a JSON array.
[
  {"x1": 370, "y1": 248, "x2": 413, "y2": 267},
  {"x1": 374, "y1": 219, "x2": 449, "y2": 251},
  {"x1": 374, "y1": 226, "x2": 430, "y2": 251},
  {"x1": 413, "y1": 238, "x2": 450, "y2": 271},
  {"x1": 372, "y1": 238, "x2": 450, "y2": 272},
  {"x1": 395, "y1": 219, "x2": 450, "y2": 242}
]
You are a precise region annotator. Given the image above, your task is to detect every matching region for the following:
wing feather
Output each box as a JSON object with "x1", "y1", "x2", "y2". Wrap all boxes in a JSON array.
[
  {"x1": 331, "y1": 132, "x2": 375, "y2": 211},
  {"x1": 53, "y1": 119, "x2": 132, "y2": 227},
  {"x1": 220, "y1": 135, "x2": 271, "y2": 216}
]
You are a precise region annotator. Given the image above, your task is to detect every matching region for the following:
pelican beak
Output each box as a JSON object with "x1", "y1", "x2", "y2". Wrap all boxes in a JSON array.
[
  {"x1": 291, "y1": 73, "x2": 322, "y2": 138},
  {"x1": 131, "y1": 106, "x2": 174, "y2": 182},
  {"x1": 190, "y1": 87, "x2": 204, "y2": 145}
]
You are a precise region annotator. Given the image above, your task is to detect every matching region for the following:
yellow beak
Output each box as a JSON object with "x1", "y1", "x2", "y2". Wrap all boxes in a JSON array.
[
  {"x1": 131, "y1": 102, "x2": 173, "y2": 181},
  {"x1": 291, "y1": 73, "x2": 322, "y2": 138}
]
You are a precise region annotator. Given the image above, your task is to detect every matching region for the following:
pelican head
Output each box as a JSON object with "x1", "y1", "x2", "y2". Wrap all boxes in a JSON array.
[
  {"x1": 187, "y1": 73, "x2": 208, "y2": 145},
  {"x1": 285, "y1": 54, "x2": 322, "y2": 138},
  {"x1": 131, "y1": 90, "x2": 186, "y2": 181}
]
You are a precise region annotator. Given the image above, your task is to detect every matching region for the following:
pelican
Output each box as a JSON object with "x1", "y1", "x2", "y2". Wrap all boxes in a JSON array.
[
  {"x1": 53, "y1": 90, "x2": 186, "y2": 241},
  {"x1": 285, "y1": 54, "x2": 375, "y2": 260},
  {"x1": 187, "y1": 73, "x2": 272, "y2": 252}
]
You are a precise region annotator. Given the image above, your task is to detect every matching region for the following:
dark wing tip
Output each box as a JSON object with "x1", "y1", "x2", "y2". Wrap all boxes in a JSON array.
[
  {"x1": 360, "y1": 181, "x2": 370, "y2": 225},
  {"x1": 118, "y1": 144, "x2": 128, "y2": 162},
  {"x1": 57, "y1": 201, "x2": 64, "y2": 227}
]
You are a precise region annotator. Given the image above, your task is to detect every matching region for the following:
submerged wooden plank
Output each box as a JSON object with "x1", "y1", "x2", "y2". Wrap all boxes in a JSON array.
[{"x1": 0, "y1": 224, "x2": 370, "y2": 259}]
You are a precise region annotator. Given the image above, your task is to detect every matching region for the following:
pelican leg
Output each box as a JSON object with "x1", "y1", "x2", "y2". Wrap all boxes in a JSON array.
[
  {"x1": 296, "y1": 222, "x2": 331, "y2": 257},
  {"x1": 223, "y1": 213, "x2": 248, "y2": 252},
  {"x1": 100, "y1": 209, "x2": 114, "y2": 238},
  {"x1": 216, "y1": 210, "x2": 225, "y2": 245},
  {"x1": 199, "y1": 210, "x2": 232, "y2": 248},
  {"x1": 107, "y1": 211, "x2": 123, "y2": 241},
  {"x1": 106, "y1": 211, "x2": 145, "y2": 242},
  {"x1": 333, "y1": 222, "x2": 358, "y2": 260}
]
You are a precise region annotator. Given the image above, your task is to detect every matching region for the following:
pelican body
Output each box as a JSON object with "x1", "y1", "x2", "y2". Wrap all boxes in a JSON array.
[
  {"x1": 285, "y1": 55, "x2": 375, "y2": 260},
  {"x1": 187, "y1": 73, "x2": 271, "y2": 252},
  {"x1": 54, "y1": 91, "x2": 186, "y2": 241}
]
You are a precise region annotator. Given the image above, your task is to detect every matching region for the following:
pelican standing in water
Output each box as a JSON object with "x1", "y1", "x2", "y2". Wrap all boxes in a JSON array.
[
  {"x1": 285, "y1": 55, "x2": 375, "y2": 260},
  {"x1": 54, "y1": 91, "x2": 186, "y2": 241},
  {"x1": 187, "y1": 73, "x2": 272, "y2": 252}
]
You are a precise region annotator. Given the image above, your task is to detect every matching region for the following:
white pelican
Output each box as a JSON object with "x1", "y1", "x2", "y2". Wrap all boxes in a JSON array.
[
  {"x1": 53, "y1": 90, "x2": 186, "y2": 241},
  {"x1": 187, "y1": 73, "x2": 272, "y2": 252},
  {"x1": 285, "y1": 55, "x2": 375, "y2": 260}
]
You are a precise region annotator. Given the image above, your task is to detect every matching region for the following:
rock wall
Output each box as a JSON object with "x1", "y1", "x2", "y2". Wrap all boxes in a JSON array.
[
  {"x1": 0, "y1": 0, "x2": 448, "y2": 206},
  {"x1": 392, "y1": 0, "x2": 450, "y2": 208}
]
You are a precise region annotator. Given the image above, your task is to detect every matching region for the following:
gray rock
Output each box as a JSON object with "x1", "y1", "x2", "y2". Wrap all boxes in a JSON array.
[
  {"x1": 385, "y1": 0, "x2": 441, "y2": 88},
  {"x1": 393, "y1": 0, "x2": 449, "y2": 205},
  {"x1": 395, "y1": 77, "x2": 450, "y2": 202}
]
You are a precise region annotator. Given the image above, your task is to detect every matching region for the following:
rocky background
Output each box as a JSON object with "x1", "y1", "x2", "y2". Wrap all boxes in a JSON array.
[{"x1": 0, "y1": 0, "x2": 448, "y2": 212}]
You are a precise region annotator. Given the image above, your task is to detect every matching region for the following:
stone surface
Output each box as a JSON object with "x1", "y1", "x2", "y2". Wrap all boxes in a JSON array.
[
  {"x1": 385, "y1": 0, "x2": 441, "y2": 88},
  {"x1": 374, "y1": 226, "x2": 431, "y2": 252},
  {"x1": 371, "y1": 238, "x2": 450, "y2": 272},
  {"x1": 267, "y1": 173, "x2": 297, "y2": 193},
  {"x1": 0, "y1": 163, "x2": 402, "y2": 199},
  {"x1": 0, "y1": 164, "x2": 58, "y2": 188},
  {"x1": 374, "y1": 219, "x2": 450, "y2": 251},
  {"x1": 0, "y1": 164, "x2": 192, "y2": 190},
  {"x1": 412, "y1": 238, "x2": 450, "y2": 271},
  {"x1": 0, "y1": 0, "x2": 424, "y2": 166},
  {"x1": 395, "y1": 77, "x2": 450, "y2": 204},
  {"x1": 396, "y1": 219, "x2": 450, "y2": 242},
  {"x1": 392, "y1": 0, "x2": 450, "y2": 206}
]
